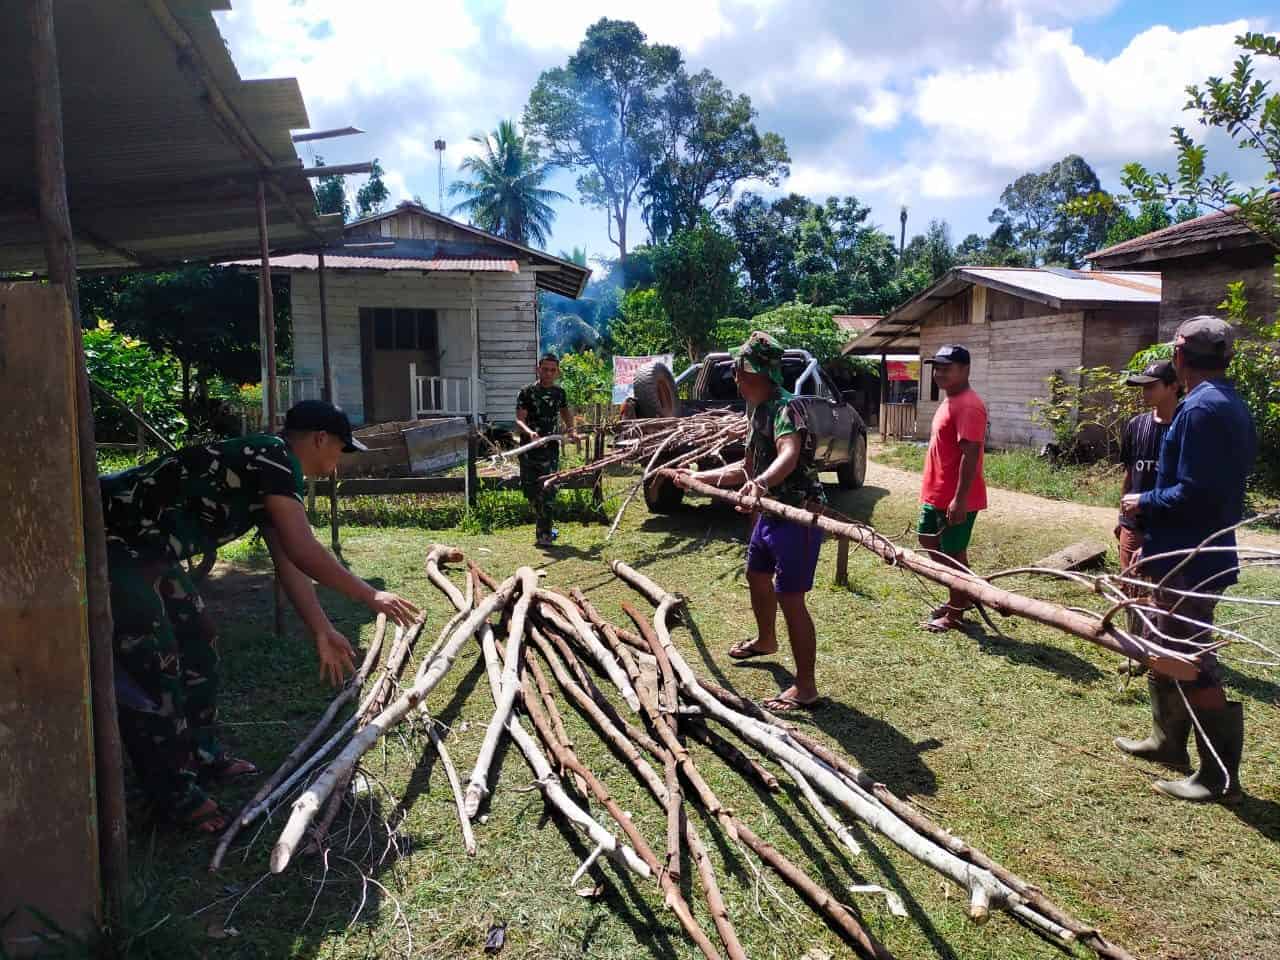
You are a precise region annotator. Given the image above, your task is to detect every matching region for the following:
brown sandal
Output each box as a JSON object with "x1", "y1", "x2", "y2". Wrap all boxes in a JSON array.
[
  {"x1": 199, "y1": 756, "x2": 259, "y2": 785},
  {"x1": 728, "y1": 638, "x2": 778, "y2": 661},
  {"x1": 176, "y1": 797, "x2": 230, "y2": 834}
]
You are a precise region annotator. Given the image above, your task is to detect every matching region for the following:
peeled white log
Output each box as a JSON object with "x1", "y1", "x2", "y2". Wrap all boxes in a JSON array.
[
  {"x1": 464, "y1": 567, "x2": 538, "y2": 818},
  {"x1": 779, "y1": 759, "x2": 862, "y2": 857},
  {"x1": 428, "y1": 722, "x2": 476, "y2": 857},
  {"x1": 536, "y1": 589, "x2": 641, "y2": 712},
  {"x1": 477, "y1": 615, "x2": 651, "y2": 880},
  {"x1": 612, "y1": 560, "x2": 1014, "y2": 920},
  {"x1": 270, "y1": 576, "x2": 519, "y2": 874}
]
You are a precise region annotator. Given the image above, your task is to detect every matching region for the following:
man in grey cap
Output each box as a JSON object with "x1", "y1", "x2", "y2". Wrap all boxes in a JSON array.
[{"x1": 1117, "y1": 316, "x2": 1256, "y2": 803}]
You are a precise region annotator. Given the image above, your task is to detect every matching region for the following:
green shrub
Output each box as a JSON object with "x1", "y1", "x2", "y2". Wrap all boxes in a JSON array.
[
  {"x1": 558, "y1": 350, "x2": 612, "y2": 409},
  {"x1": 84, "y1": 319, "x2": 186, "y2": 443}
]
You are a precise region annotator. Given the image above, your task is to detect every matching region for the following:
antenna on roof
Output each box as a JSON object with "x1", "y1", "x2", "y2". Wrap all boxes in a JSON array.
[{"x1": 434, "y1": 139, "x2": 447, "y2": 214}]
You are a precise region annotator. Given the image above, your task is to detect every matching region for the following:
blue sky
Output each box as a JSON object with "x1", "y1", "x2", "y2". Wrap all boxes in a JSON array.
[{"x1": 216, "y1": 1, "x2": 1277, "y2": 271}]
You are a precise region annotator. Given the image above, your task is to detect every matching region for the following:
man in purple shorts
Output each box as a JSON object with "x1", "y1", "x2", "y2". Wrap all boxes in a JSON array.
[{"x1": 687, "y1": 332, "x2": 826, "y2": 712}]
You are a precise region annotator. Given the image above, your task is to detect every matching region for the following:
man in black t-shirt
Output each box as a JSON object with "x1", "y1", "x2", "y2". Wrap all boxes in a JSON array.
[
  {"x1": 1117, "y1": 360, "x2": 1179, "y2": 572},
  {"x1": 1115, "y1": 360, "x2": 1179, "y2": 649}
]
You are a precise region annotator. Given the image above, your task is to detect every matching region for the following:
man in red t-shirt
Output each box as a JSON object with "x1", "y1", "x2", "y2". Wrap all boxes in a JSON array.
[{"x1": 917, "y1": 344, "x2": 988, "y2": 632}]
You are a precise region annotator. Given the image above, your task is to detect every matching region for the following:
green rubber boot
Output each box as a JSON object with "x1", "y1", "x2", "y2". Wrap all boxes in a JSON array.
[
  {"x1": 1154, "y1": 701, "x2": 1244, "y2": 805},
  {"x1": 1114, "y1": 677, "x2": 1192, "y2": 770}
]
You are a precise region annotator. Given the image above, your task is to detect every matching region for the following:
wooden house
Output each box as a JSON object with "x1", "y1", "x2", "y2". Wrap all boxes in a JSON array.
[
  {"x1": 242, "y1": 202, "x2": 590, "y2": 426},
  {"x1": 848, "y1": 267, "x2": 1161, "y2": 448},
  {"x1": 1088, "y1": 206, "x2": 1277, "y2": 338}
]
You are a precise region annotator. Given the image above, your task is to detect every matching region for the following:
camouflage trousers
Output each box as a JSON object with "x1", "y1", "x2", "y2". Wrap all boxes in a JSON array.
[
  {"x1": 519, "y1": 448, "x2": 560, "y2": 537},
  {"x1": 109, "y1": 559, "x2": 222, "y2": 817}
]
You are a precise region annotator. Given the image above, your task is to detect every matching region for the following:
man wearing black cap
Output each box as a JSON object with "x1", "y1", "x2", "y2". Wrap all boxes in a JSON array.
[
  {"x1": 917, "y1": 344, "x2": 988, "y2": 632},
  {"x1": 1117, "y1": 316, "x2": 1256, "y2": 803},
  {"x1": 1115, "y1": 360, "x2": 1180, "y2": 617},
  {"x1": 101, "y1": 400, "x2": 420, "y2": 833}
]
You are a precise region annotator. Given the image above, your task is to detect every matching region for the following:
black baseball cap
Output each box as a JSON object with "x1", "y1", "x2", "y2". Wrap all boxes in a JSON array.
[
  {"x1": 1125, "y1": 360, "x2": 1176, "y2": 386},
  {"x1": 924, "y1": 344, "x2": 971, "y2": 366},
  {"x1": 283, "y1": 400, "x2": 368, "y2": 452}
]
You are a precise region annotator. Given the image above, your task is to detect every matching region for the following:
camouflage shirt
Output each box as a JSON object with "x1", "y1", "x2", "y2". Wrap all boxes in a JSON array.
[
  {"x1": 747, "y1": 388, "x2": 825, "y2": 508},
  {"x1": 101, "y1": 434, "x2": 305, "y2": 565},
  {"x1": 516, "y1": 382, "x2": 568, "y2": 437}
]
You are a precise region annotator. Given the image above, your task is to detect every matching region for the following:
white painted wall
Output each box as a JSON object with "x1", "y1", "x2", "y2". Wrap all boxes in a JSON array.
[{"x1": 289, "y1": 269, "x2": 538, "y2": 424}]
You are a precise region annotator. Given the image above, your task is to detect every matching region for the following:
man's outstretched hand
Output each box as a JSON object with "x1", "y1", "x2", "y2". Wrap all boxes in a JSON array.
[
  {"x1": 371, "y1": 590, "x2": 420, "y2": 628},
  {"x1": 314, "y1": 625, "x2": 356, "y2": 687}
]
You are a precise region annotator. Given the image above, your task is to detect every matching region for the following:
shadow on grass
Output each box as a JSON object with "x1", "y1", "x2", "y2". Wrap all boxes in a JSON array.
[
  {"x1": 951, "y1": 617, "x2": 1106, "y2": 685},
  {"x1": 732, "y1": 659, "x2": 940, "y2": 799},
  {"x1": 1234, "y1": 793, "x2": 1280, "y2": 846},
  {"x1": 1221, "y1": 664, "x2": 1280, "y2": 705}
]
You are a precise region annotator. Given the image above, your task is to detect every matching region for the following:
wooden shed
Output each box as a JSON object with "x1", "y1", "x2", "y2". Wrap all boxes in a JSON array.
[
  {"x1": 863, "y1": 267, "x2": 1161, "y2": 448},
  {"x1": 1088, "y1": 206, "x2": 1278, "y2": 338},
  {"x1": 1, "y1": 1, "x2": 337, "y2": 949},
  {"x1": 236, "y1": 203, "x2": 590, "y2": 427}
]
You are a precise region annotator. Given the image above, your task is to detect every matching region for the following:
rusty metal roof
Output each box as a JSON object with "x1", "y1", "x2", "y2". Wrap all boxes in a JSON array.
[
  {"x1": 1087, "y1": 200, "x2": 1276, "y2": 267},
  {"x1": 231, "y1": 253, "x2": 520, "y2": 273},
  {"x1": 0, "y1": 0, "x2": 341, "y2": 273}
]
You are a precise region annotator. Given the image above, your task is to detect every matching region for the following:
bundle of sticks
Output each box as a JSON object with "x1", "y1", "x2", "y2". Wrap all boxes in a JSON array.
[{"x1": 213, "y1": 543, "x2": 1137, "y2": 959}]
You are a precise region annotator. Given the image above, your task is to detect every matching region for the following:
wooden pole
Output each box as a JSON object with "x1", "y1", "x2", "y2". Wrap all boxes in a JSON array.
[
  {"x1": 466, "y1": 430, "x2": 479, "y2": 508},
  {"x1": 257, "y1": 179, "x2": 285, "y2": 636},
  {"x1": 662, "y1": 472, "x2": 1200, "y2": 680},
  {"x1": 28, "y1": 0, "x2": 127, "y2": 921},
  {"x1": 318, "y1": 248, "x2": 332, "y2": 403},
  {"x1": 329, "y1": 470, "x2": 340, "y2": 553}
]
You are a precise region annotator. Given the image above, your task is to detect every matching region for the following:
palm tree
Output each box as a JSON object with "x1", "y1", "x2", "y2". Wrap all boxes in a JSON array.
[
  {"x1": 558, "y1": 246, "x2": 588, "y2": 266},
  {"x1": 449, "y1": 120, "x2": 566, "y2": 247}
]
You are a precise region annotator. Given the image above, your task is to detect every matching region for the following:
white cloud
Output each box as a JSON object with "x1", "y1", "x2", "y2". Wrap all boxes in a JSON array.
[
  {"x1": 855, "y1": 88, "x2": 903, "y2": 130},
  {"x1": 908, "y1": 18, "x2": 1275, "y2": 195}
]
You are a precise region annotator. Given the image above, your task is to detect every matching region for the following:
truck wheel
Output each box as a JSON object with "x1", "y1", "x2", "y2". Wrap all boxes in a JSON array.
[
  {"x1": 633, "y1": 362, "x2": 678, "y2": 418},
  {"x1": 837, "y1": 432, "x2": 867, "y2": 489},
  {"x1": 643, "y1": 475, "x2": 685, "y2": 513}
]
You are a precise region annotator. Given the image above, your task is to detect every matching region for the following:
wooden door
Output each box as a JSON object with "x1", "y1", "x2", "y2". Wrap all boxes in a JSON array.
[{"x1": 358, "y1": 307, "x2": 439, "y2": 423}]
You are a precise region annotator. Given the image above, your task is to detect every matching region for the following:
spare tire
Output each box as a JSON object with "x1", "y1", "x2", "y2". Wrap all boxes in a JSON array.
[{"x1": 633, "y1": 361, "x2": 678, "y2": 418}]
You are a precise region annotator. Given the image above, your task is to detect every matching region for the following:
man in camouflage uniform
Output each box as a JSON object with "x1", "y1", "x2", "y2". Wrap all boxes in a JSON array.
[
  {"x1": 102, "y1": 400, "x2": 419, "y2": 832},
  {"x1": 688, "y1": 332, "x2": 827, "y2": 712},
  {"x1": 516, "y1": 353, "x2": 575, "y2": 547}
]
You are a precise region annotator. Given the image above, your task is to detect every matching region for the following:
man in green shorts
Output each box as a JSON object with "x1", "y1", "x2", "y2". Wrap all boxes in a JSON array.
[
  {"x1": 102, "y1": 400, "x2": 420, "y2": 834},
  {"x1": 916, "y1": 345, "x2": 987, "y2": 632},
  {"x1": 516, "y1": 353, "x2": 576, "y2": 547}
]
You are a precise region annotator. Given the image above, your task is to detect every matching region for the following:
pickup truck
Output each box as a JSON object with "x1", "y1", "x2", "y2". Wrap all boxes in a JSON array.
[{"x1": 633, "y1": 349, "x2": 868, "y2": 512}]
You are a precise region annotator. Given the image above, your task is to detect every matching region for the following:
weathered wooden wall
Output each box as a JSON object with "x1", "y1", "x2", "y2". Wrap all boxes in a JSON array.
[
  {"x1": 291, "y1": 268, "x2": 537, "y2": 425},
  {"x1": 1082, "y1": 306, "x2": 1159, "y2": 369},
  {"x1": 1157, "y1": 249, "x2": 1277, "y2": 340},
  {"x1": 0, "y1": 284, "x2": 100, "y2": 951}
]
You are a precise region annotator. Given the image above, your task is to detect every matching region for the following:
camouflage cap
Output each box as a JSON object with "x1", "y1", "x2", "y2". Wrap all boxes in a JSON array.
[{"x1": 732, "y1": 331, "x2": 785, "y2": 384}]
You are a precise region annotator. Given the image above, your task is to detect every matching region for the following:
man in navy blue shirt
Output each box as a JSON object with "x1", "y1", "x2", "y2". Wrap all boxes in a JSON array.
[{"x1": 1116, "y1": 316, "x2": 1256, "y2": 804}]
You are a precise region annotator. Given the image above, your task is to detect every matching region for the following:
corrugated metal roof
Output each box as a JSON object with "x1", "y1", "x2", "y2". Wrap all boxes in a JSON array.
[
  {"x1": 834, "y1": 315, "x2": 880, "y2": 333},
  {"x1": 961, "y1": 267, "x2": 1161, "y2": 303},
  {"x1": 0, "y1": 1, "x2": 339, "y2": 272},
  {"x1": 842, "y1": 266, "x2": 1160, "y2": 356},
  {"x1": 230, "y1": 253, "x2": 520, "y2": 272}
]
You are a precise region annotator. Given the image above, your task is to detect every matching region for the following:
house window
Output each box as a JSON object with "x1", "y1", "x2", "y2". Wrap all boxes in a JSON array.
[{"x1": 363, "y1": 307, "x2": 438, "y2": 352}]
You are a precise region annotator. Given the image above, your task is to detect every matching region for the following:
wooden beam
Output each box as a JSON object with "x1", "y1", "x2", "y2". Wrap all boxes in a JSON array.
[
  {"x1": 292, "y1": 126, "x2": 364, "y2": 143},
  {"x1": 300, "y1": 161, "x2": 374, "y2": 178},
  {"x1": 318, "y1": 249, "x2": 332, "y2": 403},
  {"x1": 27, "y1": 0, "x2": 127, "y2": 923},
  {"x1": 142, "y1": 0, "x2": 322, "y2": 243}
]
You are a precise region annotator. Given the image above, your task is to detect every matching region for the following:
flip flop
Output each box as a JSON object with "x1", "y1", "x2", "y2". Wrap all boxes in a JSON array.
[
  {"x1": 199, "y1": 756, "x2": 259, "y2": 785},
  {"x1": 728, "y1": 638, "x2": 777, "y2": 661},
  {"x1": 761, "y1": 694, "x2": 823, "y2": 713},
  {"x1": 174, "y1": 798, "x2": 231, "y2": 835}
]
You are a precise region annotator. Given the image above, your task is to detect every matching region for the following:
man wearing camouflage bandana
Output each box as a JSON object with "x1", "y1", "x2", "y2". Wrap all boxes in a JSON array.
[
  {"x1": 516, "y1": 353, "x2": 576, "y2": 547},
  {"x1": 687, "y1": 332, "x2": 827, "y2": 713},
  {"x1": 102, "y1": 401, "x2": 420, "y2": 834}
]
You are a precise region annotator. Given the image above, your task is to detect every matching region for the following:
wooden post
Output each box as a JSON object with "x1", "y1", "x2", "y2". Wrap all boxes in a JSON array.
[
  {"x1": 318, "y1": 248, "x2": 332, "y2": 403},
  {"x1": 879, "y1": 351, "x2": 889, "y2": 439},
  {"x1": 27, "y1": 0, "x2": 127, "y2": 922},
  {"x1": 466, "y1": 430, "x2": 479, "y2": 508},
  {"x1": 835, "y1": 538, "x2": 849, "y2": 587},
  {"x1": 469, "y1": 273, "x2": 480, "y2": 418},
  {"x1": 256, "y1": 179, "x2": 285, "y2": 636},
  {"x1": 329, "y1": 469, "x2": 340, "y2": 553}
]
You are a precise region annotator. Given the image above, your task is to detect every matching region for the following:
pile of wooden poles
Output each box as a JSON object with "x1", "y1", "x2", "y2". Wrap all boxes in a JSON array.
[{"x1": 211, "y1": 543, "x2": 1133, "y2": 959}]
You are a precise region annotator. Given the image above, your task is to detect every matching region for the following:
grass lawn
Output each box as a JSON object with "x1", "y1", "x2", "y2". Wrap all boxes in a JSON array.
[
  {"x1": 873, "y1": 441, "x2": 1125, "y2": 509},
  {"x1": 109, "y1": 470, "x2": 1280, "y2": 960}
]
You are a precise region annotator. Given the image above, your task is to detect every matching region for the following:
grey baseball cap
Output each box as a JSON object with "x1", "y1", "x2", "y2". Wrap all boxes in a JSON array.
[{"x1": 1174, "y1": 315, "x2": 1236, "y2": 362}]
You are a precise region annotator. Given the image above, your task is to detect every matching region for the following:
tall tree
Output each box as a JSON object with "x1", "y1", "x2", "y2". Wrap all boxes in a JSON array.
[
  {"x1": 989, "y1": 154, "x2": 1110, "y2": 266},
  {"x1": 524, "y1": 18, "x2": 681, "y2": 263},
  {"x1": 312, "y1": 154, "x2": 349, "y2": 222},
  {"x1": 652, "y1": 218, "x2": 739, "y2": 358},
  {"x1": 901, "y1": 219, "x2": 956, "y2": 283},
  {"x1": 954, "y1": 223, "x2": 1028, "y2": 266},
  {"x1": 449, "y1": 120, "x2": 566, "y2": 246},
  {"x1": 643, "y1": 69, "x2": 789, "y2": 242},
  {"x1": 355, "y1": 158, "x2": 390, "y2": 219}
]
